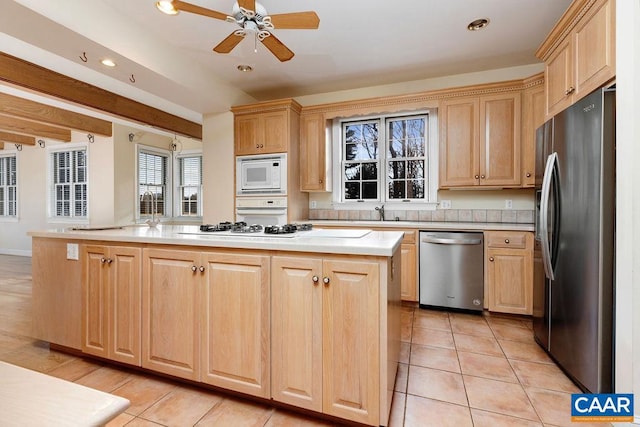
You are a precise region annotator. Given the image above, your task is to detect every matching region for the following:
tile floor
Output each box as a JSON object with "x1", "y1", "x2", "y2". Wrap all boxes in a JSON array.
[{"x1": 0, "y1": 254, "x2": 611, "y2": 426}]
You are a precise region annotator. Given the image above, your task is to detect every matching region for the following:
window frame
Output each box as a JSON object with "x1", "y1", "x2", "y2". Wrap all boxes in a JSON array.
[
  {"x1": 47, "y1": 142, "x2": 89, "y2": 223},
  {"x1": 0, "y1": 150, "x2": 18, "y2": 221},
  {"x1": 331, "y1": 109, "x2": 439, "y2": 210},
  {"x1": 173, "y1": 150, "x2": 203, "y2": 219}
]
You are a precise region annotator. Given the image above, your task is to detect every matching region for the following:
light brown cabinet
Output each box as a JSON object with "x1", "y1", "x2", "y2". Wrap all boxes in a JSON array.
[
  {"x1": 485, "y1": 231, "x2": 534, "y2": 315},
  {"x1": 82, "y1": 245, "x2": 141, "y2": 366},
  {"x1": 271, "y1": 255, "x2": 381, "y2": 425},
  {"x1": 539, "y1": 0, "x2": 615, "y2": 118},
  {"x1": 440, "y1": 92, "x2": 521, "y2": 188},
  {"x1": 300, "y1": 111, "x2": 329, "y2": 191},
  {"x1": 521, "y1": 76, "x2": 545, "y2": 187}
]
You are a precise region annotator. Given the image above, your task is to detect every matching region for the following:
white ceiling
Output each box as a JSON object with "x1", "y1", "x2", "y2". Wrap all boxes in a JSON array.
[{"x1": 2, "y1": 0, "x2": 572, "y2": 121}]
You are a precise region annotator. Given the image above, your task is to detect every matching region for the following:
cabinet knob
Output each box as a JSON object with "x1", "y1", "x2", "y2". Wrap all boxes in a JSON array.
[
  {"x1": 505, "y1": 239, "x2": 510, "y2": 244},
  {"x1": 191, "y1": 265, "x2": 197, "y2": 272},
  {"x1": 255, "y1": 144, "x2": 259, "y2": 148},
  {"x1": 323, "y1": 277, "x2": 330, "y2": 285},
  {"x1": 565, "y1": 86, "x2": 575, "y2": 95},
  {"x1": 100, "y1": 257, "x2": 106, "y2": 264},
  {"x1": 312, "y1": 275, "x2": 319, "y2": 284},
  {"x1": 526, "y1": 172, "x2": 531, "y2": 178},
  {"x1": 489, "y1": 257, "x2": 495, "y2": 262},
  {"x1": 481, "y1": 175, "x2": 486, "y2": 179},
  {"x1": 319, "y1": 179, "x2": 323, "y2": 184},
  {"x1": 106, "y1": 258, "x2": 113, "y2": 264},
  {"x1": 475, "y1": 175, "x2": 480, "y2": 179},
  {"x1": 199, "y1": 266, "x2": 205, "y2": 272}
]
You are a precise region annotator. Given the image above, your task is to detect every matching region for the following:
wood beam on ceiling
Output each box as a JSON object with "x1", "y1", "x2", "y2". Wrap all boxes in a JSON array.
[
  {"x1": 0, "y1": 131, "x2": 36, "y2": 145},
  {"x1": 0, "y1": 92, "x2": 112, "y2": 137},
  {"x1": 0, "y1": 52, "x2": 202, "y2": 140},
  {"x1": 0, "y1": 114, "x2": 71, "y2": 141}
]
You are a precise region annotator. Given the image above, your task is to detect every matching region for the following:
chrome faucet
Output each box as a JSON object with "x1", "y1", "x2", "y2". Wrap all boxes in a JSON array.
[
  {"x1": 143, "y1": 191, "x2": 160, "y2": 227},
  {"x1": 375, "y1": 205, "x2": 385, "y2": 221}
]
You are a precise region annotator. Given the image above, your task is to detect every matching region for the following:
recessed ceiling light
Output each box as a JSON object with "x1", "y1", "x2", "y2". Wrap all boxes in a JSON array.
[
  {"x1": 156, "y1": 0, "x2": 179, "y2": 15},
  {"x1": 101, "y1": 59, "x2": 116, "y2": 67},
  {"x1": 467, "y1": 18, "x2": 490, "y2": 31},
  {"x1": 237, "y1": 65, "x2": 253, "y2": 72}
]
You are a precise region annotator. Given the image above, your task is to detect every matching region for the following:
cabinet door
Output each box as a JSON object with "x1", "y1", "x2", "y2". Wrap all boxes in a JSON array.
[
  {"x1": 262, "y1": 110, "x2": 288, "y2": 154},
  {"x1": 82, "y1": 245, "x2": 109, "y2": 358},
  {"x1": 235, "y1": 115, "x2": 260, "y2": 155},
  {"x1": 201, "y1": 252, "x2": 271, "y2": 398},
  {"x1": 439, "y1": 98, "x2": 479, "y2": 187},
  {"x1": 480, "y1": 93, "x2": 521, "y2": 187},
  {"x1": 545, "y1": 38, "x2": 573, "y2": 118},
  {"x1": 142, "y1": 249, "x2": 201, "y2": 380},
  {"x1": 271, "y1": 256, "x2": 323, "y2": 411},
  {"x1": 573, "y1": 0, "x2": 615, "y2": 97},
  {"x1": 109, "y1": 247, "x2": 141, "y2": 366},
  {"x1": 300, "y1": 112, "x2": 327, "y2": 191},
  {"x1": 400, "y1": 242, "x2": 417, "y2": 302},
  {"x1": 323, "y1": 259, "x2": 379, "y2": 425},
  {"x1": 486, "y1": 248, "x2": 533, "y2": 315},
  {"x1": 521, "y1": 84, "x2": 545, "y2": 187}
]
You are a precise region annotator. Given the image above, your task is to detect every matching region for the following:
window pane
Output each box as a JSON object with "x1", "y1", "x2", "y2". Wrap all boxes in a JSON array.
[
  {"x1": 344, "y1": 164, "x2": 361, "y2": 181},
  {"x1": 362, "y1": 182, "x2": 378, "y2": 199},
  {"x1": 388, "y1": 161, "x2": 405, "y2": 179},
  {"x1": 344, "y1": 182, "x2": 360, "y2": 199},
  {"x1": 407, "y1": 180, "x2": 425, "y2": 198},
  {"x1": 388, "y1": 181, "x2": 405, "y2": 199},
  {"x1": 362, "y1": 163, "x2": 377, "y2": 180},
  {"x1": 407, "y1": 160, "x2": 424, "y2": 179}
]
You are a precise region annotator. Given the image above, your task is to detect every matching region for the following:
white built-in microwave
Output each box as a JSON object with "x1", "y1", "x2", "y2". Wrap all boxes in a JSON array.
[{"x1": 236, "y1": 153, "x2": 287, "y2": 195}]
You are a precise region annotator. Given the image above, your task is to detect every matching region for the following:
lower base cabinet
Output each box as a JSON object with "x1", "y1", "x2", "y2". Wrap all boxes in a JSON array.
[{"x1": 271, "y1": 255, "x2": 381, "y2": 425}]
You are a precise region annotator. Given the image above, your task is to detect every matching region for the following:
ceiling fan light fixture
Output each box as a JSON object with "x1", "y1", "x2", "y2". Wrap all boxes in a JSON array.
[
  {"x1": 156, "y1": 0, "x2": 179, "y2": 15},
  {"x1": 237, "y1": 64, "x2": 253, "y2": 72},
  {"x1": 467, "y1": 18, "x2": 490, "y2": 31}
]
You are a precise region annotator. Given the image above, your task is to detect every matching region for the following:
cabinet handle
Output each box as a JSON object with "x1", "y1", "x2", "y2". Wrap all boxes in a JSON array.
[
  {"x1": 526, "y1": 172, "x2": 531, "y2": 178},
  {"x1": 199, "y1": 266, "x2": 205, "y2": 272},
  {"x1": 323, "y1": 277, "x2": 330, "y2": 286},
  {"x1": 191, "y1": 265, "x2": 197, "y2": 272},
  {"x1": 481, "y1": 175, "x2": 486, "y2": 179},
  {"x1": 489, "y1": 257, "x2": 495, "y2": 262},
  {"x1": 100, "y1": 257, "x2": 106, "y2": 264},
  {"x1": 475, "y1": 175, "x2": 480, "y2": 179},
  {"x1": 565, "y1": 86, "x2": 575, "y2": 95},
  {"x1": 505, "y1": 239, "x2": 510, "y2": 244},
  {"x1": 106, "y1": 258, "x2": 113, "y2": 264},
  {"x1": 312, "y1": 275, "x2": 319, "y2": 284}
]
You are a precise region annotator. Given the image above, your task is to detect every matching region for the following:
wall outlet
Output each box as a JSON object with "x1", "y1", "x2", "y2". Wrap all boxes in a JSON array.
[
  {"x1": 505, "y1": 199, "x2": 513, "y2": 209},
  {"x1": 440, "y1": 200, "x2": 452, "y2": 209},
  {"x1": 66, "y1": 243, "x2": 79, "y2": 260},
  {"x1": 310, "y1": 200, "x2": 317, "y2": 209}
]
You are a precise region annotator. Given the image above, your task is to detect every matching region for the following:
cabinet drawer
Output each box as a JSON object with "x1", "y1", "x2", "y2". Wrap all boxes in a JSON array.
[{"x1": 485, "y1": 231, "x2": 527, "y2": 249}]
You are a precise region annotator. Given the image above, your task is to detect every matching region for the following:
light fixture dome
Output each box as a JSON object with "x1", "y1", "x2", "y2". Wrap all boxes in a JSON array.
[{"x1": 156, "y1": 0, "x2": 179, "y2": 15}]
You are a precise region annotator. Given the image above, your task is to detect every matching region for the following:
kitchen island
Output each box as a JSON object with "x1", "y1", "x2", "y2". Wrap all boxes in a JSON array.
[{"x1": 28, "y1": 225, "x2": 403, "y2": 426}]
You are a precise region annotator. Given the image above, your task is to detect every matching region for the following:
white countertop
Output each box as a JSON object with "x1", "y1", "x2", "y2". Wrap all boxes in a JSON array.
[
  {"x1": 0, "y1": 361, "x2": 129, "y2": 427},
  {"x1": 309, "y1": 220, "x2": 535, "y2": 232},
  {"x1": 28, "y1": 225, "x2": 404, "y2": 257}
]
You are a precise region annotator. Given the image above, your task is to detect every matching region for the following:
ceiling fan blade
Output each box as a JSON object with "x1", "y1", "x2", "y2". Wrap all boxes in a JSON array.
[
  {"x1": 213, "y1": 32, "x2": 245, "y2": 54},
  {"x1": 269, "y1": 11, "x2": 320, "y2": 29},
  {"x1": 261, "y1": 34, "x2": 294, "y2": 62},
  {"x1": 237, "y1": 0, "x2": 256, "y2": 12},
  {"x1": 173, "y1": 0, "x2": 228, "y2": 20}
]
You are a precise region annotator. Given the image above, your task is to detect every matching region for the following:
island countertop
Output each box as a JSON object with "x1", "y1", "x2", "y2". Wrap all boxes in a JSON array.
[{"x1": 27, "y1": 224, "x2": 403, "y2": 257}]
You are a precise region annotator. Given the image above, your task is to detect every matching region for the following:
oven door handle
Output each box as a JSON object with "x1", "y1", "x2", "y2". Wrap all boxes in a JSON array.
[{"x1": 236, "y1": 208, "x2": 287, "y2": 216}]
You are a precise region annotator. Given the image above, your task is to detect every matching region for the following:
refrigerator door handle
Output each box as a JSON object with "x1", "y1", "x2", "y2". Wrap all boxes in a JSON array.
[{"x1": 540, "y1": 152, "x2": 558, "y2": 280}]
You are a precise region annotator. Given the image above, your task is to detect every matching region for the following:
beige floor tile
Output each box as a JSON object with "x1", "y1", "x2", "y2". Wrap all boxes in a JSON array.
[
  {"x1": 105, "y1": 412, "x2": 135, "y2": 427},
  {"x1": 395, "y1": 362, "x2": 408, "y2": 392},
  {"x1": 113, "y1": 375, "x2": 176, "y2": 416},
  {"x1": 0, "y1": 331, "x2": 39, "y2": 357},
  {"x1": 75, "y1": 365, "x2": 133, "y2": 392},
  {"x1": 401, "y1": 322, "x2": 412, "y2": 343},
  {"x1": 471, "y1": 408, "x2": 543, "y2": 427},
  {"x1": 489, "y1": 323, "x2": 534, "y2": 343},
  {"x1": 453, "y1": 333, "x2": 504, "y2": 356},
  {"x1": 463, "y1": 375, "x2": 540, "y2": 422},
  {"x1": 46, "y1": 357, "x2": 104, "y2": 382},
  {"x1": 412, "y1": 327, "x2": 455, "y2": 349},
  {"x1": 195, "y1": 397, "x2": 274, "y2": 426},
  {"x1": 388, "y1": 392, "x2": 406, "y2": 427},
  {"x1": 399, "y1": 341, "x2": 410, "y2": 364},
  {"x1": 141, "y1": 385, "x2": 224, "y2": 427},
  {"x1": 449, "y1": 314, "x2": 494, "y2": 337},
  {"x1": 407, "y1": 365, "x2": 467, "y2": 406},
  {"x1": 414, "y1": 308, "x2": 449, "y2": 319},
  {"x1": 525, "y1": 387, "x2": 612, "y2": 427},
  {"x1": 264, "y1": 409, "x2": 335, "y2": 426},
  {"x1": 499, "y1": 339, "x2": 554, "y2": 364},
  {"x1": 410, "y1": 344, "x2": 460, "y2": 373},
  {"x1": 1, "y1": 340, "x2": 76, "y2": 373},
  {"x1": 413, "y1": 311, "x2": 451, "y2": 331},
  {"x1": 121, "y1": 418, "x2": 165, "y2": 427},
  {"x1": 401, "y1": 310, "x2": 414, "y2": 328},
  {"x1": 458, "y1": 351, "x2": 518, "y2": 383},
  {"x1": 404, "y1": 395, "x2": 472, "y2": 427},
  {"x1": 511, "y1": 360, "x2": 581, "y2": 393},
  {"x1": 486, "y1": 314, "x2": 533, "y2": 330}
]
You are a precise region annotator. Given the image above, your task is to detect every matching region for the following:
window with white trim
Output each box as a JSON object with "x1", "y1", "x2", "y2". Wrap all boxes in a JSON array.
[
  {"x1": 0, "y1": 153, "x2": 17, "y2": 217},
  {"x1": 50, "y1": 147, "x2": 87, "y2": 219},
  {"x1": 137, "y1": 145, "x2": 202, "y2": 221},
  {"x1": 333, "y1": 110, "x2": 438, "y2": 208}
]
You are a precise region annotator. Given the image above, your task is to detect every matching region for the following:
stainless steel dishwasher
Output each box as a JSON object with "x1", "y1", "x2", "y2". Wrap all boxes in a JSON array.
[{"x1": 419, "y1": 231, "x2": 484, "y2": 311}]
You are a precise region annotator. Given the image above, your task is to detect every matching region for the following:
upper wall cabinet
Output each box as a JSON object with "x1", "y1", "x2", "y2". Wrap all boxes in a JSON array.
[
  {"x1": 440, "y1": 92, "x2": 521, "y2": 188},
  {"x1": 537, "y1": 0, "x2": 615, "y2": 118},
  {"x1": 232, "y1": 99, "x2": 302, "y2": 156},
  {"x1": 521, "y1": 75, "x2": 545, "y2": 188},
  {"x1": 299, "y1": 112, "x2": 330, "y2": 192}
]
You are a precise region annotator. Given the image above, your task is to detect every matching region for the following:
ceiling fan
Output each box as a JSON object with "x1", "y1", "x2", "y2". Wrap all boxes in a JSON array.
[{"x1": 155, "y1": 0, "x2": 320, "y2": 62}]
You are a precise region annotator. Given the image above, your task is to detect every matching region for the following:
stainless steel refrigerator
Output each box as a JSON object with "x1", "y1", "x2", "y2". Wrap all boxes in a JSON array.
[{"x1": 533, "y1": 86, "x2": 615, "y2": 393}]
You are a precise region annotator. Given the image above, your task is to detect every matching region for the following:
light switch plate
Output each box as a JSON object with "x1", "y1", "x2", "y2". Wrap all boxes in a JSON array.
[
  {"x1": 440, "y1": 200, "x2": 451, "y2": 209},
  {"x1": 66, "y1": 243, "x2": 79, "y2": 260},
  {"x1": 505, "y1": 199, "x2": 513, "y2": 209},
  {"x1": 310, "y1": 200, "x2": 317, "y2": 209}
]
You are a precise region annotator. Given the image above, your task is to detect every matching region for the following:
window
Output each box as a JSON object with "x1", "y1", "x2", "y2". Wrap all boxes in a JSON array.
[
  {"x1": 50, "y1": 147, "x2": 87, "y2": 219},
  {"x1": 333, "y1": 110, "x2": 438, "y2": 207},
  {"x1": 137, "y1": 145, "x2": 202, "y2": 221},
  {"x1": 0, "y1": 154, "x2": 17, "y2": 217}
]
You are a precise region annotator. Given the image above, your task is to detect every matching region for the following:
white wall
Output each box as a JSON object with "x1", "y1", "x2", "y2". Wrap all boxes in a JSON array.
[{"x1": 202, "y1": 111, "x2": 235, "y2": 224}]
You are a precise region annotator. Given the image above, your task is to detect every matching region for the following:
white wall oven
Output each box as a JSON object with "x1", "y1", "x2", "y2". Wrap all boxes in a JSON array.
[
  {"x1": 236, "y1": 153, "x2": 287, "y2": 196},
  {"x1": 235, "y1": 196, "x2": 287, "y2": 226}
]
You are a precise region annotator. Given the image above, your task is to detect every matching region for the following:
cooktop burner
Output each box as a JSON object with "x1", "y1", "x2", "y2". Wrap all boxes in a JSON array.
[{"x1": 198, "y1": 222, "x2": 313, "y2": 235}]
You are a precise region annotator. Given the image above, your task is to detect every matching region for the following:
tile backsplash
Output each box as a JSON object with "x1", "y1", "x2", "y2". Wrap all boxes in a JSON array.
[{"x1": 309, "y1": 208, "x2": 534, "y2": 224}]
